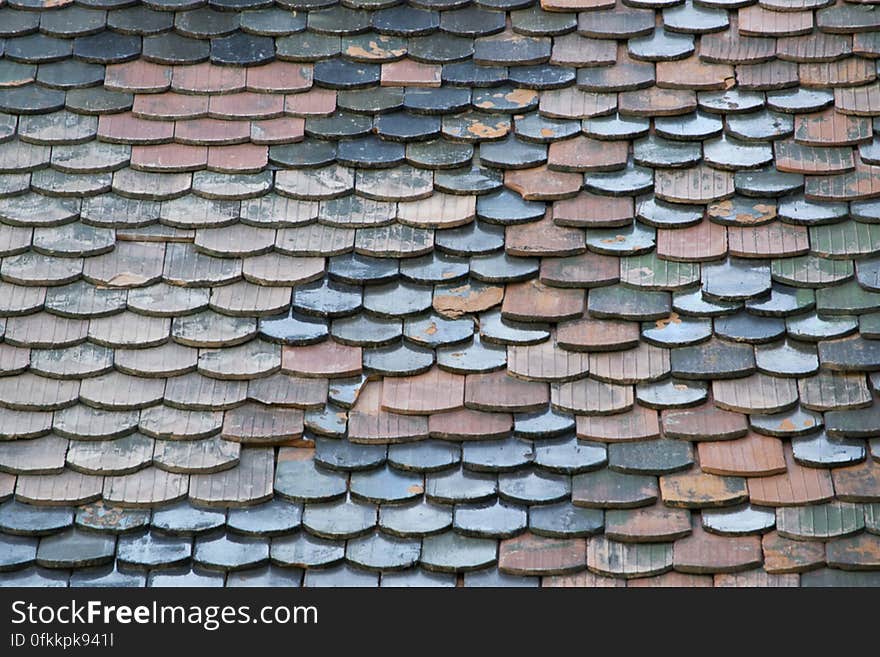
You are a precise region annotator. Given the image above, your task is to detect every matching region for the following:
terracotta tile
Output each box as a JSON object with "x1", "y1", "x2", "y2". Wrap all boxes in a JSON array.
[
  {"x1": 98, "y1": 113, "x2": 174, "y2": 145},
  {"x1": 499, "y1": 533, "x2": 586, "y2": 575},
  {"x1": 656, "y1": 220, "x2": 727, "y2": 263},
  {"x1": 541, "y1": 252, "x2": 621, "y2": 289},
  {"x1": 428, "y1": 407, "x2": 512, "y2": 441},
  {"x1": 221, "y1": 403, "x2": 304, "y2": 444},
  {"x1": 172, "y1": 63, "x2": 246, "y2": 94},
  {"x1": 282, "y1": 340, "x2": 362, "y2": 379},
  {"x1": 552, "y1": 192, "x2": 633, "y2": 228},
  {"x1": 174, "y1": 118, "x2": 251, "y2": 146},
  {"x1": 0, "y1": 473, "x2": 13, "y2": 501},
  {"x1": 542, "y1": 571, "x2": 625, "y2": 587},
  {"x1": 674, "y1": 521, "x2": 763, "y2": 573},
  {"x1": 712, "y1": 373, "x2": 799, "y2": 415},
  {"x1": 547, "y1": 135, "x2": 628, "y2": 173},
  {"x1": 774, "y1": 140, "x2": 854, "y2": 174},
  {"x1": 834, "y1": 82, "x2": 880, "y2": 116},
  {"x1": 629, "y1": 572, "x2": 714, "y2": 587},
  {"x1": 587, "y1": 536, "x2": 673, "y2": 579},
  {"x1": 284, "y1": 89, "x2": 338, "y2": 117},
  {"x1": 576, "y1": 404, "x2": 660, "y2": 443},
  {"x1": 208, "y1": 92, "x2": 285, "y2": 120},
  {"x1": 800, "y1": 59, "x2": 876, "y2": 88},
  {"x1": 618, "y1": 87, "x2": 697, "y2": 117},
  {"x1": 700, "y1": 32, "x2": 776, "y2": 65},
  {"x1": 251, "y1": 117, "x2": 305, "y2": 145},
  {"x1": 794, "y1": 108, "x2": 872, "y2": 147},
  {"x1": 715, "y1": 570, "x2": 799, "y2": 587},
  {"x1": 504, "y1": 166, "x2": 582, "y2": 201},
  {"x1": 698, "y1": 432, "x2": 787, "y2": 477},
  {"x1": 551, "y1": 378, "x2": 633, "y2": 415},
  {"x1": 777, "y1": 32, "x2": 852, "y2": 64},
  {"x1": 130, "y1": 144, "x2": 207, "y2": 172},
  {"x1": 826, "y1": 533, "x2": 880, "y2": 570},
  {"x1": 550, "y1": 33, "x2": 616, "y2": 67},
  {"x1": 348, "y1": 380, "x2": 429, "y2": 444},
  {"x1": 726, "y1": 221, "x2": 809, "y2": 258},
  {"x1": 655, "y1": 165, "x2": 735, "y2": 204},
  {"x1": 246, "y1": 62, "x2": 313, "y2": 93},
  {"x1": 538, "y1": 87, "x2": 616, "y2": 119},
  {"x1": 464, "y1": 370, "x2": 549, "y2": 413},
  {"x1": 16, "y1": 470, "x2": 103, "y2": 506},
  {"x1": 381, "y1": 59, "x2": 441, "y2": 88},
  {"x1": 105, "y1": 60, "x2": 172, "y2": 94},
  {"x1": 382, "y1": 367, "x2": 465, "y2": 415},
  {"x1": 589, "y1": 342, "x2": 670, "y2": 384},
  {"x1": 831, "y1": 459, "x2": 880, "y2": 503},
  {"x1": 541, "y1": 0, "x2": 615, "y2": 9},
  {"x1": 739, "y1": 6, "x2": 813, "y2": 37},
  {"x1": 433, "y1": 282, "x2": 503, "y2": 317},
  {"x1": 507, "y1": 337, "x2": 590, "y2": 382},
  {"x1": 748, "y1": 445, "x2": 834, "y2": 507},
  {"x1": 737, "y1": 60, "x2": 799, "y2": 91},
  {"x1": 659, "y1": 467, "x2": 749, "y2": 509},
  {"x1": 656, "y1": 56, "x2": 735, "y2": 91},
  {"x1": 798, "y1": 372, "x2": 871, "y2": 412},
  {"x1": 605, "y1": 501, "x2": 692, "y2": 543},
  {"x1": 662, "y1": 403, "x2": 749, "y2": 442},
  {"x1": 805, "y1": 156, "x2": 880, "y2": 202},
  {"x1": 398, "y1": 193, "x2": 475, "y2": 229},
  {"x1": 505, "y1": 213, "x2": 585, "y2": 257},
  {"x1": 207, "y1": 144, "x2": 268, "y2": 173},
  {"x1": 189, "y1": 447, "x2": 274, "y2": 507},
  {"x1": 133, "y1": 92, "x2": 209, "y2": 120},
  {"x1": 502, "y1": 279, "x2": 585, "y2": 322},
  {"x1": 762, "y1": 530, "x2": 825, "y2": 574}
]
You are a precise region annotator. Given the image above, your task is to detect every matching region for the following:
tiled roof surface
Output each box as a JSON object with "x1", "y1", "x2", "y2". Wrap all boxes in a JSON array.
[{"x1": 1, "y1": 0, "x2": 880, "y2": 588}]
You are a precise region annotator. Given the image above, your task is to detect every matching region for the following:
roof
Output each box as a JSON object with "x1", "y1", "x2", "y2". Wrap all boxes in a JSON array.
[{"x1": 0, "y1": 0, "x2": 879, "y2": 589}]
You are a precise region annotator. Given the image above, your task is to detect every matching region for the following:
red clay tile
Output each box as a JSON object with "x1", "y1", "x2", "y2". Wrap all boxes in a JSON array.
[
  {"x1": 541, "y1": 252, "x2": 620, "y2": 289},
  {"x1": 381, "y1": 367, "x2": 465, "y2": 415},
  {"x1": 737, "y1": 60, "x2": 799, "y2": 91},
  {"x1": 589, "y1": 342, "x2": 671, "y2": 384},
  {"x1": 712, "y1": 373, "x2": 799, "y2": 415},
  {"x1": 505, "y1": 213, "x2": 585, "y2": 257},
  {"x1": 697, "y1": 432, "x2": 787, "y2": 477},
  {"x1": 97, "y1": 113, "x2": 174, "y2": 144},
  {"x1": 547, "y1": 135, "x2": 628, "y2": 172},
  {"x1": 104, "y1": 60, "x2": 172, "y2": 94},
  {"x1": 504, "y1": 166, "x2": 582, "y2": 201},
  {"x1": 132, "y1": 92, "x2": 209, "y2": 120},
  {"x1": 774, "y1": 140, "x2": 855, "y2": 175},
  {"x1": 655, "y1": 165, "x2": 735, "y2": 204},
  {"x1": 499, "y1": 533, "x2": 586, "y2": 575},
  {"x1": 464, "y1": 370, "x2": 549, "y2": 413},
  {"x1": 208, "y1": 92, "x2": 285, "y2": 120},
  {"x1": 347, "y1": 381, "x2": 428, "y2": 444},
  {"x1": 825, "y1": 533, "x2": 880, "y2": 570},
  {"x1": 576, "y1": 405, "x2": 660, "y2": 442},
  {"x1": 715, "y1": 570, "x2": 799, "y2": 587},
  {"x1": 834, "y1": 83, "x2": 880, "y2": 116},
  {"x1": 659, "y1": 467, "x2": 749, "y2": 508},
  {"x1": 130, "y1": 144, "x2": 208, "y2": 172},
  {"x1": 805, "y1": 156, "x2": 880, "y2": 202},
  {"x1": 800, "y1": 58, "x2": 876, "y2": 88},
  {"x1": 656, "y1": 56, "x2": 735, "y2": 91},
  {"x1": 427, "y1": 407, "x2": 512, "y2": 440},
  {"x1": 605, "y1": 501, "x2": 692, "y2": 542},
  {"x1": 282, "y1": 340, "x2": 362, "y2": 379},
  {"x1": 433, "y1": 282, "x2": 503, "y2": 317},
  {"x1": 246, "y1": 62, "x2": 313, "y2": 93},
  {"x1": 628, "y1": 572, "x2": 714, "y2": 587},
  {"x1": 171, "y1": 63, "x2": 246, "y2": 94},
  {"x1": 207, "y1": 144, "x2": 269, "y2": 173},
  {"x1": 656, "y1": 219, "x2": 727, "y2": 263},
  {"x1": 507, "y1": 337, "x2": 590, "y2": 382},
  {"x1": 502, "y1": 279, "x2": 585, "y2": 322},
  {"x1": 794, "y1": 108, "x2": 872, "y2": 147},
  {"x1": 762, "y1": 530, "x2": 825, "y2": 574},
  {"x1": 726, "y1": 221, "x2": 809, "y2": 258},
  {"x1": 673, "y1": 521, "x2": 763, "y2": 573},
  {"x1": 831, "y1": 459, "x2": 880, "y2": 503},
  {"x1": 174, "y1": 118, "x2": 251, "y2": 145},
  {"x1": 251, "y1": 117, "x2": 305, "y2": 145},
  {"x1": 284, "y1": 89, "x2": 337, "y2": 116},
  {"x1": 739, "y1": 6, "x2": 813, "y2": 37},
  {"x1": 552, "y1": 378, "x2": 633, "y2": 415},
  {"x1": 543, "y1": 571, "x2": 625, "y2": 587},
  {"x1": 618, "y1": 87, "x2": 696, "y2": 117},
  {"x1": 747, "y1": 445, "x2": 834, "y2": 507},
  {"x1": 552, "y1": 192, "x2": 633, "y2": 228},
  {"x1": 381, "y1": 59, "x2": 442, "y2": 87},
  {"x1": 661, "y1": 403, "x2": 749, "y2": 441}
]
